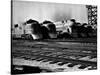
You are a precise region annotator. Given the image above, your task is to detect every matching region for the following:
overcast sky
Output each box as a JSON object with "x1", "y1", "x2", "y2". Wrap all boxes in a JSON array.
[{"x1": 12, "y1": 0, "x2": 88, "y2": 25}]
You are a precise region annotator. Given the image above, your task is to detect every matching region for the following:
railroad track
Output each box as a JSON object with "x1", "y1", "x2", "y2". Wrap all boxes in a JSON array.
[{"x1": 12, "y1": 39, "x2": 97, "y2": 72}]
